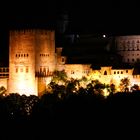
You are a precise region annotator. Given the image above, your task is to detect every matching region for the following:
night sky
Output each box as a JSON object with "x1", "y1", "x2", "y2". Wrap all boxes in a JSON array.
[
  {"x1": 0, "y1": 1, "x2": 140, "y2": 34},
  {"x1": 0, "y1": 0, "x2": 140, "y2": 65}
]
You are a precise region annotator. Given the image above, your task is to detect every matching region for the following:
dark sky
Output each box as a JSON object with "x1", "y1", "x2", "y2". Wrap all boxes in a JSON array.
[
  {"x1": 0, "y1": 0, "x2": 140, "y2": 65},
  {"x1": 0, "y1": 0, "x2": 140, "y2": 34}
]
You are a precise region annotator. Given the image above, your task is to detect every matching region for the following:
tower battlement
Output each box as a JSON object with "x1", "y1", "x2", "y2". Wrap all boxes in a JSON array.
[{"x1": 10, "y1": 29, "x2": 55, "y2": 40}]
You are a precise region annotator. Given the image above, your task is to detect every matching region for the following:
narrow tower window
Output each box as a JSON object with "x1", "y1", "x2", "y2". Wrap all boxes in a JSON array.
[
  {"x1": 16, "y1": 68, "x2": 18, "y2": 73},
  {"x1": 26, "y1": 67, "x2": 29, "y2": 73},
  {"x1": 104, "y1": 71, "x2": 107, "y2": 75}
]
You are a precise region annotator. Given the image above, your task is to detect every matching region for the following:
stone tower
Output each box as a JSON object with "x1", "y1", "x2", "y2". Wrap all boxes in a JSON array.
[
  {"x1": 9, "y1": 30, "x2": 37, "y2": 96},
  {"x1": 35, "y1": 30, "x2": 56, "y2": 96},
  {"x1": 8, "y1": 30, "x2": 56, "y2": 96}
]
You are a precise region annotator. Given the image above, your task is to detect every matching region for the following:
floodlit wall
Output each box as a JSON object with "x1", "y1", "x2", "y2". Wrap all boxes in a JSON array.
[
  {"x1": 35, "y1": 30, "x2": 56, "y2": 76},
  {"x1": 64, "y1": 64, "x2": 92, "y2": 79},
  {"x1": 9, "y1": 30, "x2": 37, "y2": 96},
  {"x1": 0, "y1": 78, "x2": 8, "y2": 89},
  {"x1": 116, "y1": 35, "x2": 140, "y2": 63}
]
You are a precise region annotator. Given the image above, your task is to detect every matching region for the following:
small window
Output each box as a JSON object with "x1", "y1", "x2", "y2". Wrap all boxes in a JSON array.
[
  {"x1": 26, "y1": 67, "x2": 29, "y2": 73},
  {"x1": 117, "y1": 71, "x2": 119, "y2": 74},
  {"x1": 128, "y1": 59, "x2": 129, "y2": 62},
  {"x1": 27, "y1": 54, "x2": 29, "y2": 57},
  {"x1": 114, "y1": 71, "x2": 116, "y2": 74},
  {"x1": 62, "y1": 57, "x2": 65, "y2": 62},
  {"x1": 104, "y1": 71, "x2": 107, "y2": 75},
  {"x1": 126, "y1": 70, "x2": 128, "y2": 73},
  {"x1": 16, "y1": 54, "x2": 18, "y2": 57},
  {"x1": 132, "y1": 59, "x2": 134, "y2": 62},
  {"x1": 24, "y1": 54, "x2": 25, "y2": 57},
  {"x1": 71, "y1": 71, "x2": 74, "y2": 74},
  {"x1": 19, "y1": 54, "x2": 20, "y2": 57},
  {"x1": 43, "y1": 68, "x2": 46, "y2": 72},
  {"x1": 21, "y1": 54, "x2": 23, "y2": 57},
  {"x1": 121, "y1": 71, "x2": 123, "y2": 74},
  {"x1": 16, "y1": 68, "x2": 18, "y2": 73},
  {"x1": 40, "y1": 68, "x2": 42, "y2": 72}
]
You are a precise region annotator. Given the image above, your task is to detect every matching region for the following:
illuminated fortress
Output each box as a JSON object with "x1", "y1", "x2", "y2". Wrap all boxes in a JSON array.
[{"x1": 1, "y1": 30, "x2": 140, "y2": 96}]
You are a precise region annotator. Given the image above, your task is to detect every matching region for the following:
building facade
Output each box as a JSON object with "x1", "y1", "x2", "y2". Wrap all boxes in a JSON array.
[
  {"x1": 1, "y1": 31, "x2": 140, "y2": 96},
  {"x1": 115, "y1": 35, "x2": 140, "y2": 64},
  {"x1": 0, "y1": 30, "x2": 91, "y2": 96}
]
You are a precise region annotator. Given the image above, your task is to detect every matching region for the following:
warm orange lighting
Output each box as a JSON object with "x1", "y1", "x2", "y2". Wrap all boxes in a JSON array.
[{"x1": 103, "y1": 88, "x2": 110, "y2": 97}]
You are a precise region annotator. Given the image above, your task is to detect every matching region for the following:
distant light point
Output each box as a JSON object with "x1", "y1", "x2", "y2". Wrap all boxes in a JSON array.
[{"x1": 103, "y1": 34, "x2": 106, "y2": 38}]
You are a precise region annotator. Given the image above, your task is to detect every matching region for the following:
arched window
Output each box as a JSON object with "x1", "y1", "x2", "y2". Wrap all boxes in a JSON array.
[{"x1": 104, "y1": 71, "x2": 107, "y2": 75}]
